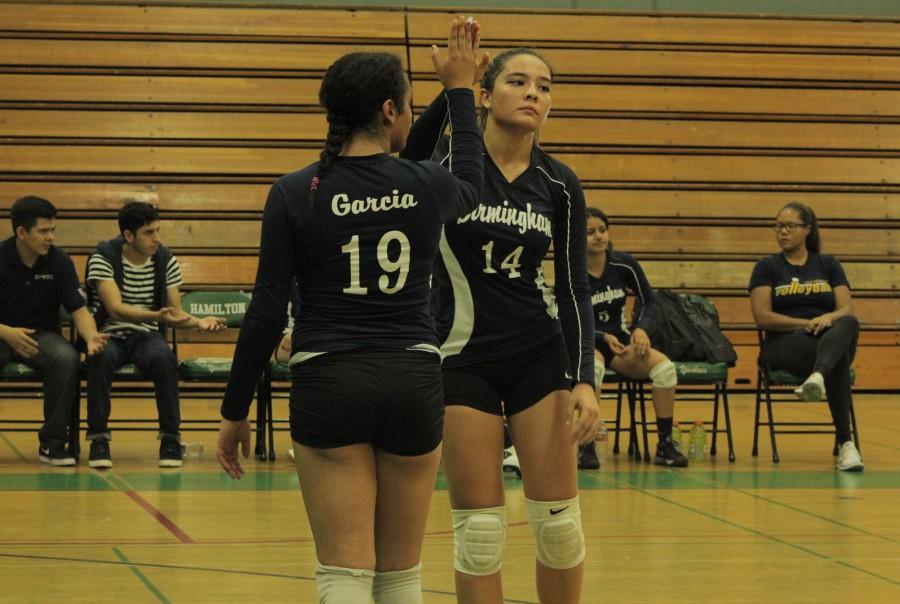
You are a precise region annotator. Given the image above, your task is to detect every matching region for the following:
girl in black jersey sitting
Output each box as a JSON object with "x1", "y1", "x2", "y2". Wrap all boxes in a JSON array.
[
  {"x1": 404, "y1": 49, "x2": 599, "y2": 604},
  {"x1": 749, "y1": 202, "x2": 863, "y2": 472},
  {"x1": 585, "y1": 208, "x2": 688, "y2": 469},
  {"x1": 215, "y1": 18, "x2": 485, "y2": 604}
]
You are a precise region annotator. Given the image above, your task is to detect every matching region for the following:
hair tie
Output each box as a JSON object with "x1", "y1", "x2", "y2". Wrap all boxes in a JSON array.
[{"x1": 310, "y1": 176, "x2": 320, "y2": 191}]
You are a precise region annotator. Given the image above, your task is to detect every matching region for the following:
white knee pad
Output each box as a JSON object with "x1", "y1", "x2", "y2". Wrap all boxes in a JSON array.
[
  {"x1": 649, "y1": 359, "x2": 678, "y2": 390},
  {"x1": 525, "y1": 497, "x2": 585, "y2": 570},
  {"x1": 315, "y1": 564, "x2": 374, "y2": 604},
  {"x1": 373, "y1": 563, "x2": 422, "y2": 604},
  {"x1": 451, "y1": 506, "x2": 507, "y2": 576}
]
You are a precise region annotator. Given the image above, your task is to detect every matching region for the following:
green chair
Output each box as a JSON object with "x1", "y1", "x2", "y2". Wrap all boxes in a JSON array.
[{"x1": 177, "y1": 290, "x2": 268, "y2": 460}]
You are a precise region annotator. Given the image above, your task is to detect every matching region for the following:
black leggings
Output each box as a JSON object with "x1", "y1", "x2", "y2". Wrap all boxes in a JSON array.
[{"x1": 763, "y1": 315, "x2": 859, "y2": 443}]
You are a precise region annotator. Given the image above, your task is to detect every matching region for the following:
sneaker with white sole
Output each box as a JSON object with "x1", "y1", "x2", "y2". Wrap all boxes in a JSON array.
[
  {"x1": 502, "y1": 446, "x2": 521, "y2": 478},
  {"x1": 159, "y1": 436, "x2": 183, "y2": 468},
  {"x1": 88, "y1": 439, "x2": 113, "y2": 469},
  {"x1": 794, "y1": 372, "x2": 826, "y2": 402},
  {"x1": 38, "y1": 444, "x2": 76, "y2": 467},
  {"x1": 836, "y1": 441, "x2": 864, "y2": 472}
]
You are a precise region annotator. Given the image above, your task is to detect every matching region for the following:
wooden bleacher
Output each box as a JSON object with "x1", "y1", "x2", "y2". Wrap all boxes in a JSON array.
[{"x1": 0, "y1": 2, "x2": 897, "y2": 389}]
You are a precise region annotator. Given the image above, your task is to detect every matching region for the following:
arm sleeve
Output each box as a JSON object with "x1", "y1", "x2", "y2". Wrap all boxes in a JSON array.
[
  {"x1": 221, "y1": 184, "x2": 293, "y2": 420},
  {"x1": 552, "y1": 171, "x2": 596, "y2": 386},
  {"x1": 748, "y1": 257, "x2": 774, "y2": 291},
  {"x1": 400, "y1": 90, "x2": 450, "y2": 162},
  {"x1": 627, "y1": 257, "x2": 660, "y2": 333},
  {"x1": 165, "y1": 256, "x2": 183, "y2": 289},
  {"x1": 827, "y1": 256, "x2": 851, "y2": 289},
  {"x1": 57, "y1": 254, "x2": 86, "y2": 313},
  {"x1": 432, "y1": 88, "x2": 483, "y2": 222}
]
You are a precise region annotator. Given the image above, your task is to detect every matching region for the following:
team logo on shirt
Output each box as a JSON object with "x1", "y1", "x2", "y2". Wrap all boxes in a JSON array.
[
  {"x1": 457, "y1": 200, "x2": 552, "y2": 236},
  {"x1": 774, "y1": 277, "x2": 833, "y2": 297},
  {"x1": 331, "y1": 190, "x2": 418, "y2": 217},
  {"x1": 34, "y1": 274, "x2": 54, "y2": 280},
  {"x1": 591, "y1": 285, "x2": 626, "y2": 306}
]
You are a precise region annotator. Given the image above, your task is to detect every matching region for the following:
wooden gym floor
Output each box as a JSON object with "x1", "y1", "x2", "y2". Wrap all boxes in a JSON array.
[{"x1": 0, "y1": 392, "x2": 898, "y2": 603}]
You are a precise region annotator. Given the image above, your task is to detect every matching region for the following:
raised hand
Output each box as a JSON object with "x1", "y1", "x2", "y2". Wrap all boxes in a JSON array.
[{"x1": 431, "y1": 16, "x2": 479, "y2": 90}]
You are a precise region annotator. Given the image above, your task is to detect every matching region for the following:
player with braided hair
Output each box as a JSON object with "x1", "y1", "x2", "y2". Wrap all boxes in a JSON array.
[{"x1": 216, "y1": 17, "x2": 485, "y2": 604}]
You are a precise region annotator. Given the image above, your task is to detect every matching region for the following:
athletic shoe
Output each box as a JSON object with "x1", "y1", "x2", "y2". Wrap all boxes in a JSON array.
[
  {"x1": 159, "y1": 437, "x2": 183, "y2": 468},
  {"x1": 502, "y1": 446, "x2": 521, "y2": 478},
  {"x1": 88, "y1": 439, "x2": 112, "y2": 469},
  {"x1": 38, "y1": 443, "x2": 76, "y2": 467},
  {"x1": 577, "y1": 443, "x2": 601, "y2": 469},
  {"x1": 795, "y1": 372, "x2": 826, "y2": 402},
  {"x1": 654, "y1": 437, "x2": 689, "y2": 468},
  {"x1": 287, "y1": 447, "x2": 295, "y2": 461},
  {"x1": 836, "y1": 441, "x2": 864, "y2": 472}
]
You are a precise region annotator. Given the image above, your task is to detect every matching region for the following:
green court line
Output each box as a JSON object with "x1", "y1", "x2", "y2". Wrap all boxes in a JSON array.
[
  {"x1": 112, "y1": 547, "x2": 172, "y2": 604},
  {"x1": 835, "y1": 560, "x2": 900, "y2": 589},
  {"x1": 0, "y1": 551, "x2": 535, "y2": 602},
  {"x1": 0, "y1": 432, "x2": 27, "y2": 462},
  {"x1": 580, "y1": 470, "x2": 830, "y2": 560},
  {"x1": 2, "y1": 468, "x2": 900, "y2": 491},
  {"x1": 680, "y1": 468, "x2": 900, "y2": 545},
  {"x1": 583, "y1": 470, "x2": 900, "y2": 590}
]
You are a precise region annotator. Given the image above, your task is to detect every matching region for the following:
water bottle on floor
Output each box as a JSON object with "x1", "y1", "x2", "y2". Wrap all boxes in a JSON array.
[
  {"x1": 671, "y1": 422, "x2": 683, "y2": 451},
  {"x1": 688, "y1": 420, "x2": 706, "y2": 462},
  {"x1": 182, "y1": 442, "x2": 204, "y2": 460},
  {"x1": 596, "y1": 421, "x2": 609, "y2": 461}
]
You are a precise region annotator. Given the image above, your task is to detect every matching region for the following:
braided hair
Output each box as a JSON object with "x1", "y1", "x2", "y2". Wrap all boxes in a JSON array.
[
  {"x1": 779, "y1": 201, "x2": 821, "y2": 253},
  {"x1": 310, "y1": 52, "x2": 408, "y2": 203},
  {"x1": 478, "y1": 48, "x2": 554, "y2": 132}
]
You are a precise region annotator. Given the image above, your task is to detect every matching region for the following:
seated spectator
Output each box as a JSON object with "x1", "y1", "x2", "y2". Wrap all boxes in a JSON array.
[
  {"x1": 583, "y1": 208, "x2": 688, "y2": 468},
  {"x1": 85, "y1": 201, "x2": 225, "y2": 468},
  {"x1": 0, "y1": 196, "x2": 107, "y2": 465},
  {"x1": 749, "y1": 202, "x2": 862, "y2": 472}
]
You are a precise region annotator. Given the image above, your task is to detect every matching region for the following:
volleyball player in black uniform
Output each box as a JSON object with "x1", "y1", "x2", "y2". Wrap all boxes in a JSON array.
[
  {"x1": 216, "y1": 19, "x2": 484, "y2": 604},
  {"x1": 585, "y1": 208, "x2": 688, "y2": 468},
  {"x1": 404, "y1": 49, "x2": 598, "y2": 604}
]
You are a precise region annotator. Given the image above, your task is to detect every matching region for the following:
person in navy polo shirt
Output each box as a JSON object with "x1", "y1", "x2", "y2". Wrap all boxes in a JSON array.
[{"x1": 0, "y1": 196, "x2": 108, "y2": 465}]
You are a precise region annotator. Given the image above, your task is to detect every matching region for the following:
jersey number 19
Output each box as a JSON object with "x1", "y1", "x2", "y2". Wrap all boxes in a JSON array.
[{"x1": 341, "y1": 231, "x2": 411, "y2": 295}]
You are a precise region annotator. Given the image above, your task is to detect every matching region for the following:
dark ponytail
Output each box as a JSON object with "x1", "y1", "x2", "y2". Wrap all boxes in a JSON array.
[
  {"x1": 310, "y1": 52, "x2": 408, "y2": 203},
  {"x1": 780, "y1": 201, "x2": 821, "y2": 253}
]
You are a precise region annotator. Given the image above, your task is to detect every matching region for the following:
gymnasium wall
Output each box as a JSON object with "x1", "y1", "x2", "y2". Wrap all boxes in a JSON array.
[{"x1": 0, "y1": 2, "x2": 897, "y2": 389}]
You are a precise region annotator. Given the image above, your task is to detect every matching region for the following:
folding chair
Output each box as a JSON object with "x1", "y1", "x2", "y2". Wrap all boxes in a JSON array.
[
  {"x1": 177, "y1": 290, "x2": 268, "y2": 459},
  {"x1": 752, "y1": 330, "x2": 860, "y2": 463}
]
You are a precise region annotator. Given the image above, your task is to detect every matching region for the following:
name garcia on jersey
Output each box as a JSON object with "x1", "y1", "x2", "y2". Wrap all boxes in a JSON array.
[
  {"x1": 457, "y1": 200, "x2": 552, "y2": 236},
  {"x1": 331, "y1": 190, "x2": 419, "y2": 217}
]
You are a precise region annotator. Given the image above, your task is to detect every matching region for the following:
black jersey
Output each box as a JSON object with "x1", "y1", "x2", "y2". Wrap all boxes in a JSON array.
[
  {"x1": 589, "y1": 250, "x2": 659, "y2": 345},
  {"x1": 404, "y1": 93, "x2": 595, "y2": 386},
  {"x1": 748, "y1": 252, "x2": 850, "y2": 325},
  {"x1": 221, "y1": 88, "x2": 482, "y2": 421}
]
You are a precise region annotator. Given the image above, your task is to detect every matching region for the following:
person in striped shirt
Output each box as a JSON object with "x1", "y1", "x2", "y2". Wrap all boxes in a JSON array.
[{"x1": 85, "y1": 201, "x2": 225, "y2": 468}]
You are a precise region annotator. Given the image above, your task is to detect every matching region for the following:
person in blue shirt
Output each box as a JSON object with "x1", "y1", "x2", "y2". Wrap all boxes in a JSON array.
[
  {"x1": 749, "y1": 202, "x2": 862, "y2": 472},
  {"x1": 216, "y1": 18, "x2": 485, "y2": 604},
  {"x1": 585, "y1": 207, "x2": 688, "y2": 469}
]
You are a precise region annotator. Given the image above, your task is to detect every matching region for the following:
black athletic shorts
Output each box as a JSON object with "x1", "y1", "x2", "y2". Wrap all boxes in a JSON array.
[
  {"x1": 289, "y1": 349, "x2": 443, "y2": 456},
  {"x1": 442, "y1": 334, "x2": 572, "y2": 417},
  {"x1": 596, "y1": 329, "x2": 629, "y2": 367}
]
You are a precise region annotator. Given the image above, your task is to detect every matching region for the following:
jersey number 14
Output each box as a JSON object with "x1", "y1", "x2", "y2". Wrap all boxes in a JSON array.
[{"x1": 482, "y1": 240, "x2": 524, "y2": 279}]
